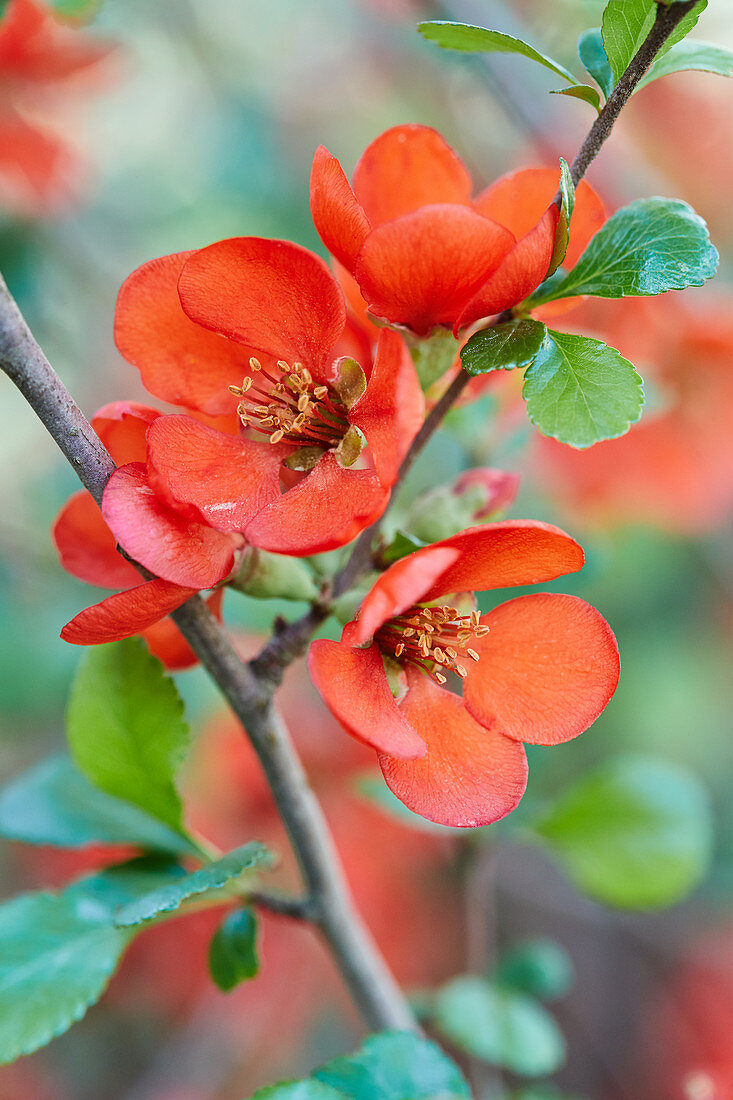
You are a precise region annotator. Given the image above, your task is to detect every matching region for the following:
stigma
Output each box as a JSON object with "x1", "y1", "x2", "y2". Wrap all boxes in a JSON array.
[
  {"x1": 229, "y1": 357, "x2": 349, "y2": 448},
  {"x1": 374, "y1": 604, "x2": 489, "y2": 685}
]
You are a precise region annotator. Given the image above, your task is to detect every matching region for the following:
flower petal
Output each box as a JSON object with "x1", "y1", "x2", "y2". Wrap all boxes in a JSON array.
[
  {"x1": 474, "y1": 168, "x2": 606, "y2": 270},
  {"x1": 178, "y1": 238, "x2": 346, "y2": 382},
  {"x1": 355, "y1": 204, "x2": 515, "y2": 336},
  {"x1": 143, "y1": 589, "x2": 224, "y2": 671},
  {"x1": 61, "y1": 579, "x2": 197, "y2": 645},
  {"x1": 362, "y1": 521, "x2": 584, "y2": 618},
  {"x1": 245, "y1": 452, "x2": 390, "y2": 556},
  {"x1": 463, "y1": 593, "x2": 620, "y2": 745},
  {"x1": 456, "y1": 205, "x2": 560, "y2": 333},
  {"x1": 92, "y1": 401, "x2": 161, "y2": 466},
  {"x1": 114, "y1": 252, "x2": 255, "y2": 414},
  {"x1": 310, "y1": 146, "x2": 371, "y2": 271},
  {"x1": 349, "y1": 329, "x2": 424, "y2": 487},
  {"x1": 146, "y1": 415, "x2": 283, "y2": 532},
  {"x1": 379, "y1": 668, "x2": 528, "y2": 827},
  {"x1": 352, "y1": 546, "x2": 461, "y2": 646},
  {"x1": 102, "y1": 463, "x2": 236, "y2": 588},
  {"x1": 352, "y1": 124, "x2": 473, "y2": 226},
  {"x1": 53, "y1": 490, "x2": 141, "y2": 589},
  {"x1": 308, "y1": 638, "x2": 426, "y2": 758}
]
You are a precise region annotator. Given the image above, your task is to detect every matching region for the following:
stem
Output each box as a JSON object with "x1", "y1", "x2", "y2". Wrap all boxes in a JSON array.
[
  {"x1": 570, "y1": 1, "x2": 698, "y2": 187},
  {"x1": 0, "y1": 272, "x2": 417, "y2": 1035}
]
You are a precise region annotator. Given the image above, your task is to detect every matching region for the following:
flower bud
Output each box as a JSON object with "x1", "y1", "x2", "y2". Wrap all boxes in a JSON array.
[
  {"x1": 231, "y1": 548, "x2": 319, "y2": 602},
  {"x1": 403, "y1": 468, "x2": 520, "y2": 543}
]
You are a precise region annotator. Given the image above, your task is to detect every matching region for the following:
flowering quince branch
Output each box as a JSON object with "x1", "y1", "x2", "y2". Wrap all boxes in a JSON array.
[{"x1": 0, "y1": 0, "x2": 709, "y2": 1051}]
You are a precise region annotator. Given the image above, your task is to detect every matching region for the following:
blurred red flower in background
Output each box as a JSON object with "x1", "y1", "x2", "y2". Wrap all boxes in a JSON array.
[
  {"x1": 310, "y1": 124, "x2": 605, "y2": 337},
  {"x1": 310, "y1": 522, "x2": 619, "y2": 827},
  {"x1": 534, "y1": 293, "x2": 733, "y2": 534},
  {"x1": 0, "y1": 0, "x2": 113, "y2": 215}
]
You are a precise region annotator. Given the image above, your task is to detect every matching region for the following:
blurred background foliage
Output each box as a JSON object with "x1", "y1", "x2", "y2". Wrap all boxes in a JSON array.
[{"x1": 1, "y1": 1, "x2": 733, "y2": 1098}]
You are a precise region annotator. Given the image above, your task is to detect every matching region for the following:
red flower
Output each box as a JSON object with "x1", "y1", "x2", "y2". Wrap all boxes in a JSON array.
[
  {"x1": 309, "y1": 522, "x2": 619, "y2": 827},
  {"x1": 0, "y1": 0, "x2": 113, "y2": 215},
  {"x1": 310, "y1": 124, "x2": 606, "y2": 337},
  {"x1": 54, "y1": 402, "x2": 225, "y2": 663},
  {"x1": 114, "y1": 238, "x2": 424, "y2": 555}
]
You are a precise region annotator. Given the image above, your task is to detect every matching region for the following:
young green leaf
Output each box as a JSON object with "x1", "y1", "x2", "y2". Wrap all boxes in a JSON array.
[
  {"x1": 0, "y1": 858, "x2": 183, "y2": 1064},
  {"x1": 577, "y1": 28, "x2": 614, "y2": 99},
  {"x1": 532, "y1": 755, "x2": 713, "y2": 909},
  {"x1": 536, "y1": 198, "x2": 718, "y2": 303},
  {"x1": 547, "y1": 159, "x2": 576, "y2": 276},
  {"x1": 639, "y1": 39, "x2": 733, "y2": 86},
  {"x1": 417, "y1": 22, "x2": 578, "y2": 85},
  {"x1": 495, "y1": 940, "x2": 573, "y2": 1002},
  {"x1": 550, "y1": 84, "x2": 601, "y2": 112},
  {"x1": 115, "y1": 842, "x2": 273, "y2": 927},
  {"x1": 252, "y1": 1085, "x2": 345, "y2": 1100},
  {"x1": 0, "y1": 755, "x2": 198, "y2": 855},
  {"x1": 314, "y1": 1031, "x2": 472, "y2": 1098},
  {"x1": 66, "y1": 637, "x2": 189, "y2": 832},
  {"x1": 208, "y1": 907, "x2": 260, "y2": 991},
  {"x1": 523, "y1": 331, "x2": 643, "y2": 449},
  {"x1": 432, "y1": 976, "x2": 566, "y2": 1077},
  {"x1": 49, "y1": 0, "x2": 101, "y2": 15},
  {"x1": 602, "y1": 0, "x2": 707, "y2": 83},
  {"x1": 461, "y1": 320, "x2": 547, "y2": 376}
]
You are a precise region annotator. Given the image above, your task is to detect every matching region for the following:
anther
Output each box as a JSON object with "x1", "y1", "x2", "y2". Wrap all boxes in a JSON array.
[{"x1": 249, "y1": 357, "x2": 262, "y2": 371}]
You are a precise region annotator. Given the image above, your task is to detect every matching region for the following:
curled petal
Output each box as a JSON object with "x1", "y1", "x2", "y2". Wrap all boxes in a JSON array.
[
  {"x1": 456, "y1": 205, "x2": 560, "y2": 333},
  {"x1": 352, "y1": 546, "x2": 460, "y2": 647},
  {"x1": 53, "y1": 490, "x2": 141, "y2": 589},
  {"x1": 379, "y1": 668, "x2": 528, "y2": 827},
  {"x1": 355, "y1": 204, "x2": 515, "y2": 336},
  {"x1": 92, "y1": 401, "x2": 160, "y2": 466},
  {"x1": 146, "y1": 415, "x2": 283, "y2": 532},
  {"x1": 310, "y1": 146, "x2": 370, "y2": 271},
  {"x1": 349, "y1": 329, "x2": 424, "y2": 487},
  {"x1": 102, "y1": 463, "x2": 236, "y2": 589},
  {"x1": 245, "y1": 453, "x2": 389, "y2": 556},
  {"x1": 178, "y1": 238, "x2": 346, "y2": 383},
  {"x1": 474, "y1": 168, "x2": 606, "y2": 270},
  {"x1": 114, "y1": 252, "x2": 255, "y2": 414},
  {"x1": 352, "y1": 124, "x2": 473, "y2": 226},
  {"x1": 308, "y1": 639, "x2": 426, "y2": 759},
  {"x1": 61, "y1": 579, "x2": 197, "y2": 645},
  {"x1": 463, "y1": 594, "x2": 620, "y2": 745}
]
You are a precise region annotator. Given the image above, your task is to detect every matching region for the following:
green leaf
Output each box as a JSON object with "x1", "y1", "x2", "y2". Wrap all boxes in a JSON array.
[
  {"x1": 550, "y1": 84, "x2": 601, "y2": 112},
  {"x1": 208, "y1": 907, "x2": 259, "y2": 991},
  {"x1": 533, "y1": 755, "x2": 713, "y2": 909},
  {"x1": 410, "y1": 327, "x2": 461, "y2": 392},
  {"x1": 577, "y1": 29, "x2": 614, "y2": 99},
  {"x1": 381, "y1": 531, "x2": 428, "y2": 566},
  {"x1": 115, "y1": 842, "x2": 273, "y2": 927},
  {"x1": 461, "y1": 320, "x2": 547, "y2": 377},
  {"x1": 602, "y1": 0, "x2": 707, "y2": 83},
  {"x1": 66, "y1": 638, "x2": 190, "y2": 832},
  {"x1": 49, "y1": 0, "x2": 101, "y2": 16},
  {"x1": 252, "y1": 1083, "x2": 345, "y2": 1099},
  {"x1": 639, "y1": 39, "x2": 733, "y2": 86},
  {"x1": 432, "y1": 976, "x2": 565, "y2": 1078},
  {"x1": 496, "y1": 940, "x2": 573, "y2": 1001},
  {"x1": 417, "y1": 22, "x2": 578, "y2": 84},
  {"x1": 0, "y1": 858, "x2": 183, "y2": 1064},
  {"x1": 0, "y1": 755, "x2": 197, "y2": 856},
  {"x1": 537, "y1": 198, "x2": 718, "y2": 303},
  {"x1": 314, "y1": 1031, "x2": 471, "y2": 1099},
  {"x1": 523, "y1": 330, "x2": 643, "y2": 449}
]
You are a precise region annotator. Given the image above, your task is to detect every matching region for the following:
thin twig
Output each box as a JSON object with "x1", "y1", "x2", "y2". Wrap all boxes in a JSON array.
[
  {"x1": 0, "y1": 272, "x2": 417, "y2": 1035},
  {"x1": 569, "y1": 0, "x2": 698, "y2": 187}
]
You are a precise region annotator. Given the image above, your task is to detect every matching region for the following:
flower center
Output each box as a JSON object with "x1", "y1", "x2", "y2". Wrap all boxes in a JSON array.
[
  {"x1": 229, "y1": 357, "x2": 349, "y2": 447},
  {"x1": 374, "y1": 604, "x2": 489, "y2": 685}
]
